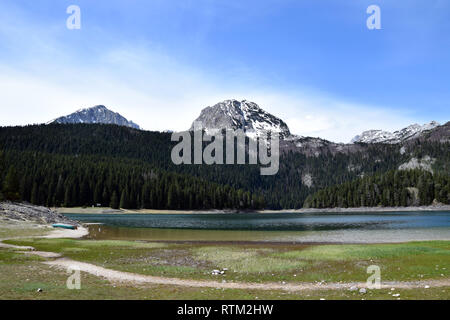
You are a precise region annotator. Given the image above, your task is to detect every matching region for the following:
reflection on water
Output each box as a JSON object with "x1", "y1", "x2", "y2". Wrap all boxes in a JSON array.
[{"x1": 65, "y1": 211, "x2": 450, "y2": 243}]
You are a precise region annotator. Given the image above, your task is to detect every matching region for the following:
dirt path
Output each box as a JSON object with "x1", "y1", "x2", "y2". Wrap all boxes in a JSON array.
[
  {"x1": 0, "y1": 241, "x2": 35, "y2": 251},
  {"x1": 43, "y1": 257, "x2": 450, "y2": 292},
  {"x1": 1, "y1": 226, "x2": 449, "y2": 292},
  {"x1": 0, "y1": 226, "x2": 85, "y2": 258}
]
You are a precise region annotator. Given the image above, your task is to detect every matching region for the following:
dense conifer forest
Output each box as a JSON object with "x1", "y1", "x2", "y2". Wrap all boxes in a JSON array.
[
  {"x1": 0, "y1": 124, "x2": 448, "y2": 209},
  {"x1": 304, "y1": 169, "x2": 450, "y2": 208}
]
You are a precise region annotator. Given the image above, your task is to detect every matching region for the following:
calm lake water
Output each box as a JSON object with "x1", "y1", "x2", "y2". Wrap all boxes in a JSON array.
[{"x1": 64, "y1": 211, "x2": 450, "y2": 243}]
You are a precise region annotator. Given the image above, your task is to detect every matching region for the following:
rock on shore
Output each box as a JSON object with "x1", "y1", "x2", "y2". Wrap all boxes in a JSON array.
[{"x1": 0, "y1": 202, "x2": 79, "y2": 225}]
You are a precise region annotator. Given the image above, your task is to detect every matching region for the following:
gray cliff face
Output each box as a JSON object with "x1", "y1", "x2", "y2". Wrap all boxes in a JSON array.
[
  {"x1": 49, "y1": 105, "x2": 140, "y2": 129},
  {"x1": 190, "y1": 99, "x2": 291, "y2": 139}
]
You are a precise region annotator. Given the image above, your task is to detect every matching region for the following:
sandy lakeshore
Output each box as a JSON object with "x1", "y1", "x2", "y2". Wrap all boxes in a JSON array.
[
  {"x1": 0, "y1": 202, "x2": 89, "y2": 242},
  {"x1": 43, "y1": 225, "x2": 89, "y2": 239}
]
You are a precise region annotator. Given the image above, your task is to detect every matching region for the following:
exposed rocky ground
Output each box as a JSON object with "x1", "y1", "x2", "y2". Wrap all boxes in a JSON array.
[
  {"x1": 398, "y1": 156, "x2": 435, "y2": 173},
  {"x1": 191, "y1": 99, "x2": 291, "y2": 139},
  {"x1": 0, "y1": 202, "x2": 79, "y2": 225}
]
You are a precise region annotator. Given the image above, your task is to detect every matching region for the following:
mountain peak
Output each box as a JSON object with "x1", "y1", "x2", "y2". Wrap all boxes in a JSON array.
[
  {"x1": 351, "y1": 121, "x2": 440, "y2": 144},
  {"x1": 191, "y1": 99, "x2": 291, "y2": 139},
  {"x1": 49, "y1": 105, "x2": 140, "y2": 129}
]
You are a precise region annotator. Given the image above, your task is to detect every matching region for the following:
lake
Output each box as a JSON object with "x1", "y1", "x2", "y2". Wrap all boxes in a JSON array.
[{"x1": 64, "y1": 211, "x2": 450, "y2": 243}]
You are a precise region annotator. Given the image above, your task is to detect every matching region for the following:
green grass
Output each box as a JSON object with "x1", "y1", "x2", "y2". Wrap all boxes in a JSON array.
[
  {"x1": 0, "y1": 246, "x2": 448, "y2": 300},
  {"x1": 0, "y1": 248, "x2": 44, "y2": 265},
  {"x1": 6, "y1": 238, "x2": 450, "y2": 285},
  {"x1": 193, "y1": 246, "x2": 307, "y2": 273},
  {"x1": 278, "y1": 242, "x2": 450, "y2": 260},
  {"x1": 191, "y1": 245, "x2": 372, "y2": 282},
  {"x1": 4, "y1": 238, "x2": 168, "y2": 269},
  {"x1": 274, "y1": 241, "x2": 450, "y2": 282},
  {"x1": 2, "y1": 219, "x2": 448, "y2": 299},
  {"x1": 0, "y1": 220, "x2": 51, "y2": 239},
  {"x1": 0, "y1": 222, "x2": 450, "y2": 299}
]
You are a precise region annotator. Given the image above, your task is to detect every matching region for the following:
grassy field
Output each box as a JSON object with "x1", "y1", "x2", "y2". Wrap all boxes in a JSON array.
[
  {"x1": 0, "y1": 219, "x2": 52, "y2": 239},
  {"x1": 0, "y1": 246, "x2": 448, "y2": 300},
  {"x1": 4, "y1": 238, "x2": 449, "y2": 287},
  {"x1": 1, "y1": 220, "x2": 449, "y2": 299}
]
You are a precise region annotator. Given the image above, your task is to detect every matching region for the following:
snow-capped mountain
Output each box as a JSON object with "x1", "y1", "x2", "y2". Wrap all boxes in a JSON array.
[
  {"x1": 49, "y1": 105, "x2": 140, "y2": 129},
  {"x1": 190, "y1": 99, "x2": 291, "y2": 139},
  {"x1": 351, "y1": 121, "x2": 440, "y2": 144}
]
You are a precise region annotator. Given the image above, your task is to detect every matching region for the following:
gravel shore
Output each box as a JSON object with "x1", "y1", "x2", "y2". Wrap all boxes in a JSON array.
[{"x1": 0, "y1": 202, "x2": 80, "y2": 225}]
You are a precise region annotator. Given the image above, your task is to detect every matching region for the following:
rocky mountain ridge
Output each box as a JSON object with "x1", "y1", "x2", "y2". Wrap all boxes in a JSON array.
[
  {"x1": 49, "y1": 105, "x2": 140, "y2": 129},
  {"x1": 47, "y1": 101, "x2": 447, "y2": 152},
  {"x1": 190, "y1": 99, "x2": 291, "y2": 139},
  {"x1": 351, "y1": 121, "x2": 440, "y2": 144}
]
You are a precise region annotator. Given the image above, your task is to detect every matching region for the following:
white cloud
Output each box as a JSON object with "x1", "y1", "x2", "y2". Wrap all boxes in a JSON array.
[
  {"x1": 212, "y1": 90, "x2": 416, "y2": 143},
  {"x1": 0, "y1": 2, "x2": 420, "y2": 143},
  {"x1": 0, "y1": 54, "x2": 417, "y2": 143}
]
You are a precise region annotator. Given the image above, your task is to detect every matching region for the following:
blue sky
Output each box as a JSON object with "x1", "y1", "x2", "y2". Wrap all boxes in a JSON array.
[{"x1": 0, "y1": 0, "x2": 449, "y2": 142}]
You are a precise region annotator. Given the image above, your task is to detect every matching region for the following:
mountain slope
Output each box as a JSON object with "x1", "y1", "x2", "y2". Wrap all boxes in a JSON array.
[
  {"x1": 0, "y1": 123, "x2": 448, "y2": 209},
  {"x1": 191, "y1": 99, "x2": 291, "y2": 139},
  {"x1": 351, "y1": 121, "x2": 440, "y2": 144},
  {"x1": 49, "y1": 105, "x2": 140, "y2": 129}
]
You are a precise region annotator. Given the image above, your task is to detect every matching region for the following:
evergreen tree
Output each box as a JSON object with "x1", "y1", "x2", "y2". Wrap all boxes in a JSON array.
[
  {"x1": 110, "y1": 191, "x2": 119, "y2": 209},
  {"x1": 31, "y1": 182, "x2": 39, "y2": 205},
  {"x1": 79, "y1": 180, "x2": 90, "y2": 206},
  {"x1": 120, "y1": 189, "x2": 129, "y2": 209},
  {"x1": 3, "y1": 166, "x2": 20, "y2": 201},
  {"x1": 55, "y1": 176, "x2": 65, "y2": 206},
  {"x1": 93, "y1": 182, "x2": 103, "y2": 205},
  {"x1": 102, "y1": 188, "x2": 109, "y2": 207}
]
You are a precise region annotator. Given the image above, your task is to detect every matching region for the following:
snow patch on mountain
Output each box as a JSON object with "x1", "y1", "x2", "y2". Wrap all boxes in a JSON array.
[
  {"x1": 351, "y1": 121, "x2": 440, "y2": 144},
  {"x1": 191, "y1": 99, "x2": 291, "y2": 139},
  {"x1": 49, "y1": 105, "x2": 140, "y2": 129}
]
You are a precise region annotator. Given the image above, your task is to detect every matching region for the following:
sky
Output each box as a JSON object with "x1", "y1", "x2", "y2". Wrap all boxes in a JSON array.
[{"x1": 0, "y1": 0, "x2": 449, "y2": 143}]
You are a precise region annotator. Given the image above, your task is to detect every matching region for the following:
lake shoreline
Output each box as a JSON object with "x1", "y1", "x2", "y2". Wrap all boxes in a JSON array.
[
  {"x1": 56, "y1": 204, "x2": 450, "y2": 215},
  {"x1": 1, "y1": 206, "x2": 449, "y2": 300}
]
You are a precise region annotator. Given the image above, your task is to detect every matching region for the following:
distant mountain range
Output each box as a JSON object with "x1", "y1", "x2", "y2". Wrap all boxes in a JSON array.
[
  {"x1": 49, "y1": 105, "x2": 140, "y2": 129},
  {"x1": 1, "y1": 107, "x2": 448, "y2": 209},
  {"x1": 351, "y1": 121, "x2": 441, "y2": 144},
  {"x1": 48, "y1": 102, "x2": 445, "y2": 148}
]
